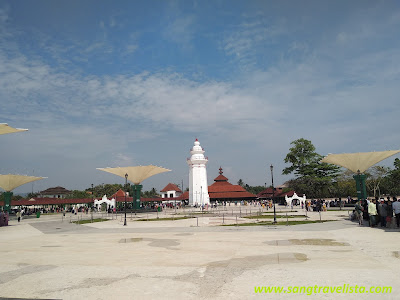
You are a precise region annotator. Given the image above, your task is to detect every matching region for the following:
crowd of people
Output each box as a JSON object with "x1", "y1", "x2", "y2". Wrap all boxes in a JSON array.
[{"x1": 353, "y1": 197, "x2": 400, "y2": 228}]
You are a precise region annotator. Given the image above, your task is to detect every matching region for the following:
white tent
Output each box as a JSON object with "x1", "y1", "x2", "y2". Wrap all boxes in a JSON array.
[
  {"x1": 321, "y1": 150, "x2": 400, "y2": 173},
  {"x1": 97, "y1": 165, "x2": 170, "y2": 184},
  {"x1": 0, "y1": 123, "x2": 28, "y2": 135},
  {"x1": 0, "y1": 174, "x2": 46, "y2": 192}
]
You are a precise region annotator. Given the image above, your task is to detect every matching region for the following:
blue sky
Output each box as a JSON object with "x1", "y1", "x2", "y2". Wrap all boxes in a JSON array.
[{"x1": 0, "y1": 0, "x2": 399, "y2": 194}]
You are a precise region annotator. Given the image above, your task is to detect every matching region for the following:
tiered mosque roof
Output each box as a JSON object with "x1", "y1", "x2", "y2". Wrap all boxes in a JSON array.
[{"x1": 208, "y1": 167, "x2": 257, "y2": 201}]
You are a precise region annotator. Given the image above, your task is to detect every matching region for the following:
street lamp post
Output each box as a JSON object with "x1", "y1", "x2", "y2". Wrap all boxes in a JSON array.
[
  {"x1": 91, "y1": 183, "x2": 94, "y2": 222},
  {"x1": 270, "y1": 164, "x2": 276, "y2": 223},
  {"x1": 124, "y1": 173, "x2": 128, "y2": 226}
]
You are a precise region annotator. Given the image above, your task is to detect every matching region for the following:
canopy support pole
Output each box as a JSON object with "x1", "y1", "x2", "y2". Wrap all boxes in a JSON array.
[
  {"x1": 3, "y1": 192, "x2": 13, "y2": 213},
  {"x1": 131, "y1": 184, "x2": 142, "y2": 211},
  {"x1": 353, "y1": 172, "x2": 367, "y2": 200}
]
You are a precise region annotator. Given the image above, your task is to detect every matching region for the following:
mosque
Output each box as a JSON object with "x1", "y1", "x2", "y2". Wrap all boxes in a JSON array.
[{"x1": 186, "y1": 139, "x2": 257, "y2": 205}]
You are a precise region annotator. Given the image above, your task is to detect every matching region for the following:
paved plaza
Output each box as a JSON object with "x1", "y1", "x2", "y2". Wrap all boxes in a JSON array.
[{"x1": 1, "y1": 207, "x2": 400, "y2": 300}]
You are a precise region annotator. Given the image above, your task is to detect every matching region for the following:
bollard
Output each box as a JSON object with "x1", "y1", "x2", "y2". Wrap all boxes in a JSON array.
[
  {"x1": 197, "y1": 217, "x2": 199, "y2": 227},
  {"x1": 223, "y1": 214, "x2": 224, "y2": 224},
  {"x1": 240, "y1": 208, "x2": 241, "y2": 218},
  {"x1": 236, "y1": 215, "x2": 238, "y2": 226},
  {"x1": 286, "y1": 212, "x2": 288, "y2": 226},
  {"x1": 319, "y1": 211, "x2": 321, "y2": 222}
]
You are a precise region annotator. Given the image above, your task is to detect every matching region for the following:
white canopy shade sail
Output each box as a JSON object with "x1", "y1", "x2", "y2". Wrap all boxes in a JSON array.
[
  {"x1": 0, "y1": 123, "x2": 28, "y2": 135},
  {"x1": 0, "y1": 174, "x2": 46, "y2": 192},
  {"x1": 97, "y1": 165, "x2": 171, "y2": 185},
  {"x1": 321, "y1": 150, "x2": 400, "y2": 173}
]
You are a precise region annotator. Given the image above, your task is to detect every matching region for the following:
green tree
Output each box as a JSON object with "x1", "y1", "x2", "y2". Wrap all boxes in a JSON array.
[
  {"x1": 237, "y1": 179, "x2": 244, "y2": 187},
  {"x1": 246, "y1": 185, "x2": 266, "y2": 195},
  {"x1": 27, "y1": 192, "x2": 39, "y2": 199},
  {"x1": 86, "y1": 184, "x2": 123, "y2": 198},
  {"x1": 381, "y1": 158, "x2": 400, "y2": 196},
  {"x1": 236, "y1": 179, "x2": 270, "y2": 195},
  {"x1": 142, "y1": 188, "x2": 159, "y2": 198},
  {"x1": 333, "y1": 170, "x2": 357, "y2": 198},
  {"x1": 365, "y1": 166, "x2": 390, "y2": 198},
  {"x1": 66, "y1": 190, "x2": 91, "y2": 199},
  {"x1": 282, "y1": 138, "x2": 340, "y2": 198}
]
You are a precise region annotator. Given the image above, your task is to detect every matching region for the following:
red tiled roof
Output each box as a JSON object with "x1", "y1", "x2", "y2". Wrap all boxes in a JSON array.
[
  {"x1": 8, "y1": 197, "x2": 93, "y2": 206},
  {"x1": 209, "y1": 191, "x2": 257, "y2": 199},
  {"x1": 214, "y1": 174, "x2": 229, "y2": 182},
  {"x1": 160, "y1": 183, "x2": 182, "y2": 193},
  {"x1": 256, "y1": 188, "x2": 295, "y2": 198},
  {"x1": 111, "y1": 189, "x2": 126, "y2": 198},
  {"x1": 208, "y1": 184, "x2": 246, "y2": 192}
]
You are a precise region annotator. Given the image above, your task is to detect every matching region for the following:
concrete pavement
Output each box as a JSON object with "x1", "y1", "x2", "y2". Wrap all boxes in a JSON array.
[{"x1": 1, "y1": 207, "x2": 399, "y2": 299}]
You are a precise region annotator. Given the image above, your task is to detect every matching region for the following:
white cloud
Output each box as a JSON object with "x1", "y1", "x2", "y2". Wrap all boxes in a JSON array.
[
  {"x1": 125, "y1": 44, "x2": 138, "y2": 54},
  {"x1": 163, "y1": 15, "x2": 196, "y2": 49},
  {"x1": 222, "y1": 17, "x2": 287, "y2": 67},
  {"x1": 1, "y1": 3, "x2": 400, "y2": 192}
]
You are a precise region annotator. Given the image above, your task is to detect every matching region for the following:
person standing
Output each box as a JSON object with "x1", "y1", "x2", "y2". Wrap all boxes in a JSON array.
[
  {"x1": 392, "y1": 197, "x2": 400, "y2": 228},
  {"x1": 0, "y1": 210, "x2": 4, "y2": 227},
  {"x1": 378, "y1": 199, "x2": 388, "y2": 227},
  {"x1": 387, "y1": 200, "x2": 394, "y2": 228},
  {"x1": 16, "y1": 209, "x2": 22, "y2": 223},
  {"x1": 355, "y1": 200, "x2": 364, "y2": 225},
  {"x1": 368, "y1": 199, "x2": 378, "y2": 227}
]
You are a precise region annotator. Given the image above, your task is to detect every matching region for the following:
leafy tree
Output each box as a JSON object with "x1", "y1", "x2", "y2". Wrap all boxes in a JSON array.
[
  {"x1": 382, "y1": 158, "x2": 400, "y2": 196},
  {"x1": 142, "y1": 188, "x2": 159, "y2": 198},
  {"x1": 27, "y1": 192, "x2": 39, "y2": 199},
  {"x1": 283, "y1": 138, "x2": 322, "y2": 177},
  {"x1": 66, "y1": 190, "x2": 92, "y2": 199},
  {"x1": 365, "y1": 166, "x2": 390, "y2": 198},
  {"x1": 333, "y1": 170, "x2": 357, "y2": 198},
  {"x1": 235, "y1": 180, "x2": 269, "y2": 195},
  {"x1": 282, "y1": 138, "x2": 340, "y2": 198},
  {"x1": 86, "y1": 184, "x2": 123, "y2": 198},
  {"x1": 245, "y1": 185, "x2": 266, "y2": 195}
]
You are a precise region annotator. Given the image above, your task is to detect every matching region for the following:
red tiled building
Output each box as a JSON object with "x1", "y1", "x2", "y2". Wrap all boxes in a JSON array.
[
  {"x1": 160, "y1": 183, "x2": 182, "y2": 198},
  {"x1": 256, "y1": 187, "x2": 296, "y2": 205},
  {"x1": 38, "y1": 186, "x2": 71, "y2": 198},
  {"x1": 110, "y1": 189, "x2": 163, "y2": 203}
]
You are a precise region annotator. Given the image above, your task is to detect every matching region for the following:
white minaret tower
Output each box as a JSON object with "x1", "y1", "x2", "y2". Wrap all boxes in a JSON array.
[{"x1": 187, "y1": 139, "x2": 210, "y2": 206}]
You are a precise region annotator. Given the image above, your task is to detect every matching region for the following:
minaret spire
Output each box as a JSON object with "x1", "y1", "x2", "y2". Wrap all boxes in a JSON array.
[{"x1": 187, "y1": 139, "x2": 210, "y2": 206}]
